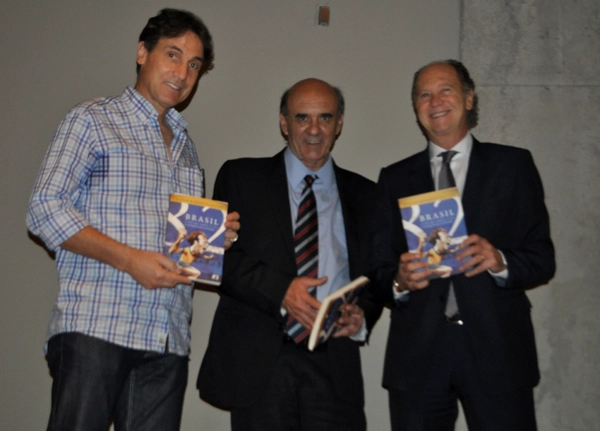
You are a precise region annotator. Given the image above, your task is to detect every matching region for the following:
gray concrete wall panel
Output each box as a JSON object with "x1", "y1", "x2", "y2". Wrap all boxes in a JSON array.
[
  {"x1": 462, "y1": 0, "x2": 600, "y2": 86},
  {"x1": 461, "y1": 0, "x2": 600, "y2": 429}
]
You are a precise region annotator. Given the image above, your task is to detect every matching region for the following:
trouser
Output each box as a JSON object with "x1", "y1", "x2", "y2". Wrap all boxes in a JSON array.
[
  {"x1": 46, "y1": 332, "x2": 188, "y2": 431},
  {"x1": 388, "y1": 322, "x2": 537, "y2": 431},
  {"x1": 231, "y1": 339, "x2": 366, "y2": 431}
]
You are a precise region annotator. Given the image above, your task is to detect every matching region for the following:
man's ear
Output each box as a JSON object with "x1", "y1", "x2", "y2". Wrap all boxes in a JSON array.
[
  {"x1": 279, "y1": 113, "x2": 289, "y2": 137},
  {"x1": 136, "y1": 41, "x2": 148, "y2": 69},
  {"x1": 465, "y1": 89, "x2": 474, "y2": 111},
  {"x1": 335, "y1": 115, "x2": 344, "y2": 136}
]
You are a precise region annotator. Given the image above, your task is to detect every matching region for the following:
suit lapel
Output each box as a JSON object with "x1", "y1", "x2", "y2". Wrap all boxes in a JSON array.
[
  {"x1": 265, "y1": 150, "x2": 296, "y2": 265},
  {"x1": 407, "y1": 143, "x2": 489, "y2": 218},
  {"x1": 334, "y1": 165, "x2": 359, "y2": 276},
  {"x1": 409, "y1": 149, "x2": 435, "y2": 195},
  {"x1": 461, "y1": 138, "x2": 487, "y2": 227}
]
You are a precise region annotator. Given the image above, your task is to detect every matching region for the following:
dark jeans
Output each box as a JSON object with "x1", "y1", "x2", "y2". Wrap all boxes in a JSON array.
[{"x1": 46, "y1": 332, "x2": 188, "y2": 431}]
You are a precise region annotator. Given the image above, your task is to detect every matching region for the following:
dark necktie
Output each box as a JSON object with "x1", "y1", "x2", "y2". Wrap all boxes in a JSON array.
[
  {"x1": 438, "y1": 150, "x2": 457, "y2": 189},
  {"x1": 285, "y1": 175, "x2": 318, "y2": 342},
  {"x1": 438, "y1": 151, "x2": 459, "y2": 318}
]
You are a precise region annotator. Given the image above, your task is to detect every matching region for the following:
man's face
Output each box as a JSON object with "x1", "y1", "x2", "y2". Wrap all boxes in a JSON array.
[
  {"x1": 436, "y1": 230, "x2": 451, "y2": 252},
  {"x1": 190, "y1": 234, "x2": 208, "y2": 255},
  {"x1": 135, "y1": 31, "x2": 204, "y2": 116},
  {"x1": 280, "y1": 80, "x2": 343, "y2": 171},
  {"x1": 414, "y1": 63, "x2": 473, "y2": 149}
]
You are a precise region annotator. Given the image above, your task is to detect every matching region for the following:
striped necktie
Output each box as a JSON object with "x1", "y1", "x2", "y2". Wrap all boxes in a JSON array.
[{"x1": 285, "y1": 175, "x2": 318, "y2": 342}]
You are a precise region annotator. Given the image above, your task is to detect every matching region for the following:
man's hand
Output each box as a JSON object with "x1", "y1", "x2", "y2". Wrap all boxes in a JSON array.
[
  {"x1": 122, "y1": 249, "x2": 192, "y2": 289},
  {"x1": 457, "y1": 234, "x2": 506, "y2": 277},
  {"x1": 332, "y1": 303, "x2": 364, "y2": 338},
  {"x1": 61, "y1": 226, "x2": 192, "y2": 290},
  {"x1": 395, "y1": 251, "x2": 432, "y2": 292},
  {"x1": 223, "y1": 211, "x2": 241, "y2": 251},
  {"x1": 282, "y1": 276, "x2": 327, "y2": 330}
]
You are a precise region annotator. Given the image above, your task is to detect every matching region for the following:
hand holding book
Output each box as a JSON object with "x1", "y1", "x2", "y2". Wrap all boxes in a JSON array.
[
  {"x1": 164, "y1": 194, "x2": 228, "y2": 286},
  {"x1": 307, "y1": 276, "x2": 369, "y2": 351},
  {"x1": 331, "y1": 302, "x2": 364, "y2": 339},
  {"x1": 397, "y1": 188, "x2": 506, "y2": 290},
  {"x1": 454, "y1": 234, "x2": 507, "y2": 277},
  {"x1": 399, "y1": 188, "x2": 470, "y2": 280}
]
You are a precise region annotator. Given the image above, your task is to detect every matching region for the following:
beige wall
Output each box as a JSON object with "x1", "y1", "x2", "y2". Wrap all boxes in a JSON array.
[{"x1": 0, "y1": 1, "x2": 459, "y2": 429}]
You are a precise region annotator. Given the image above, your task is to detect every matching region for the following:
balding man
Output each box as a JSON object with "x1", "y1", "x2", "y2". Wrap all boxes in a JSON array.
[
  {"x1": 370, "y1": 60, "x2": 555, "y2": 430},
  {"x1": 198, "y1": 78, "x2": 382, "y2": 430}
]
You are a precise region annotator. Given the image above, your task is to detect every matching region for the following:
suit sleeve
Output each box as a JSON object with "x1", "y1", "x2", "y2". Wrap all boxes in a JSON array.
[
  {"x1": 212, "y1": 161, "x2": 294, "y2": 321},
  {"x1": 368, "y1": 166, "x2": 407, "y2": 304},
  {"x1": 500, "y1": 150, "x2": 555, "y2": 289},
  {"x1": 346, "y1": 176, "x2": 385, "y2": 336}
]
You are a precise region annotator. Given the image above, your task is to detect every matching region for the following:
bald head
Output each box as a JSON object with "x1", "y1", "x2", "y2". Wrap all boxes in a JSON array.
[
  {"x1": 278, "y1": 78, "x2": 345, "y2": 171},
  {"x1": 280, "y1": 78, "x2": 344, "y2": 118}
]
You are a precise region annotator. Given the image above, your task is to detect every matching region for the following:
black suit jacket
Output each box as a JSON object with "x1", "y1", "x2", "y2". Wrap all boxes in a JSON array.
[
  {"x1": 198, "y1": 150, "x2": 382, "y2": 409},
  {"x1": 370, "y1": 138, "x2": 555, "y2": 395}
]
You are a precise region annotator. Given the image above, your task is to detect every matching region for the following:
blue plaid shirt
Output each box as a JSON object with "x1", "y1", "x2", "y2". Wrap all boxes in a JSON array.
[{"x1": 27, "y1": 87, "x2": 204, "y2": 356}]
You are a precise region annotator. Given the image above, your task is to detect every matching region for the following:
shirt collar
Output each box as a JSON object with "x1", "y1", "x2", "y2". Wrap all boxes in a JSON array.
[
  {"x1": 123, "y1": 86, "x2": 188, "y2": 131},
  {"x1": 428, "y1": 132, "x2": 473, "y2": 162},
  {"x1": 284, "y1": 147, "x2": 335, "y2": 191}
]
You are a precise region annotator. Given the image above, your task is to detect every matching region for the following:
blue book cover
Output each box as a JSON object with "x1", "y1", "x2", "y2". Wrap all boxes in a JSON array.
[
  {"x1": 398, "y1": 188, "x2": 470, "y2": 278},
  {"x1": 164, "y1": 194, "x2": 228, "y2": 286}
]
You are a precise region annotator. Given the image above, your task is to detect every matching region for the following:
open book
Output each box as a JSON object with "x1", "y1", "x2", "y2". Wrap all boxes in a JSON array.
[
  {"x1": 164, "y1": 193, "x2": 228, "y2": 286},
  {"x1": 307, "y1": 276, "x2": 370, "y2": 351}
]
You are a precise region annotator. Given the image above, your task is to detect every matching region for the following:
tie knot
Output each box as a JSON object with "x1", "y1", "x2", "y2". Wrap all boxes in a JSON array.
[
  {"x1": 304, "y1": 175, "x2": 316, "y2": 187},
  {"x1": 439, "y1": 151, "x2": 457, "y2": 164}
]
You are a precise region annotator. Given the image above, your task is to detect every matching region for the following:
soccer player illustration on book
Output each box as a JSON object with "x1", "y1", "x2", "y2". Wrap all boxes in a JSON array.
[
  {"x1": 416, "y1": 227, "x2": 460, "y2": 279},
  {"x1": 169, "y1": 230, "x2": 214, "y2": 279}
]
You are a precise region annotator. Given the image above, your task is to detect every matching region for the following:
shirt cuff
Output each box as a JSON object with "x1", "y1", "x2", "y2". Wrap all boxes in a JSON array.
[
  {"x1": 392, "y1": 280, "x2": 411, "y2": 302},
  {"x1": 488, "y1": 250, "x2": 509, "y2": 287},
  {"x1": 350, "y1": 319, "x2": 368, "y2": 342}
]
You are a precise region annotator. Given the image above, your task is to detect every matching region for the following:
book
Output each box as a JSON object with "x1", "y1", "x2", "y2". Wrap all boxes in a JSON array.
[
  {"x1": 398, "y1": 187, "x2": 470, "y2": 279},
  {"x1": 164, "y1": 193, "x2": 228, "y2": 286},
  {"x1": 307, "y1": 276, "x2": 370, "y2": 351}
]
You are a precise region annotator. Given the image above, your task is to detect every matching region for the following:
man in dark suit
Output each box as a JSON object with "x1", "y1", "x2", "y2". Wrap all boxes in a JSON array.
[
  {"x1": 198, "y1": 78, "x2": 382, "y2": 430},
  {"x1": 370, "y1": 60, "x2": 555, "y2": 430}
]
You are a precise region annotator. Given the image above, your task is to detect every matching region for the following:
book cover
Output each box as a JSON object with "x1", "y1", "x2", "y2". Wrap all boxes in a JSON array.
[
  {"x1": 307, "y1": 276, "x2": 370, "y2": 351},
  {"x1": 398, "y1": 187, "x2": 470, "y2": 279},
  {"x1": 164, "y1": 193, "x2": 228, "y2": 286}
]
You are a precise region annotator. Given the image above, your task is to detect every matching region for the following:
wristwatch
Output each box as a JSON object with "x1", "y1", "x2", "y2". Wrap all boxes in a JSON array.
[{"x1": 392, "y1": 278, "x2": 403, "y2": 293}]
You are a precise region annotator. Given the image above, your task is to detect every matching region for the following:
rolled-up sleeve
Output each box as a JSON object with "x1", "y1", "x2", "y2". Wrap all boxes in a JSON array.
[{"x1": 26, "y1": 109, "x2": 95, "y2": 251}]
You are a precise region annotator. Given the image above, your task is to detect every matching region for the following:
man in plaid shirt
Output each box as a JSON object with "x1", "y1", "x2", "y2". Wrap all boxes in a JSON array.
[{"x1": 26, "y1": 8, "x2": 239, "y2": 431}]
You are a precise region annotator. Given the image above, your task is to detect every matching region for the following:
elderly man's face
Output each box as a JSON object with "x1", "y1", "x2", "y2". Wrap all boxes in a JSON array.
[
  {"x1": 135, "y1": 31, "x2": 204, "y2": 116},
  {"x1": 414, "y1": 63, "x2": 473, "y2": 149},
  {"x1": 279, "y1": 80, "x2": 343, "y2": 171}
]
